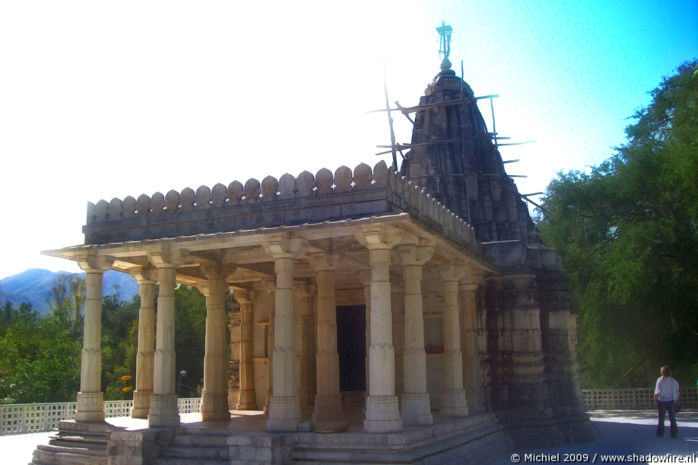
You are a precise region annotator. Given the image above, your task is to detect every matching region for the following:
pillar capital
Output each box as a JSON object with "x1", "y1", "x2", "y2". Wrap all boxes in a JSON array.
[
  {"x1": 355, "y1": 225, "x2": 404, "y2": 251},
  {"x1": 148, "y1": 241, "x2": 185, "y2": 269},
  {"x1": 131, "y1": 267, "x2": 158, "y2": 285},
  {"x1": 293, "y1": 282, "x2": 316, "y2": 300},
  {"x1": 307, "y1": 252, "x2": 340, "y2": 271},
  {"x1": 256, "y1": 278, "x2": 276, "y2": 294},
  {"x1": 439, "y1": 263, "x2": 467, "y2": 282},
  {"x1": 76, "y1": 249, "x2": 113, "y2": 273},
  {"x1": 459, "y1": 272, "x2": 484, "y2": 293},
  {"x1": 200, "y1": 262, "x2": 236, "y2": 280},
  {"x1": 262, "y1": 234, "x2": 306, "y2": 259},
  {"x1": 233, "y1": 288, "x2": 256, "y2": 306},
  {"x1": 197, "y1": 279, "x2": 229, "y2": 298},
  {"x1": 397, "y1": 244, "x2": 434, "y2": 267}
]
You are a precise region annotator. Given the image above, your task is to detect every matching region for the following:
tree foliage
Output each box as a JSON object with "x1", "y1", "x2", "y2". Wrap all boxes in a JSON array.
[
  {"x1": 537, "y1": 61, "x2": 698, "y2": 388},
  {"x1": 174, "y1": 286, "x2": 207, "y2": 397},
  {"x1": 0, "y1": 302, "x2": 80, "y2": 403},
  {"x1": 0, "y1": 278, "x2": 211, "y2": 403},
  {"x1": 49, "y1": 273, "x2": 86, "y2": 336}
]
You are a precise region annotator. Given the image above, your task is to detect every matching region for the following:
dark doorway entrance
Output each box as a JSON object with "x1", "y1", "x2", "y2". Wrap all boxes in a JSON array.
[{"x1": 336, "y1": 305, "x2": 366, "y2": 391}]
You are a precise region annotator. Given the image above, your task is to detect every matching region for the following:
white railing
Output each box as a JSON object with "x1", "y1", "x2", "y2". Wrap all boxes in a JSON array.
[
  {"x1": 0, "y1": 398, "x2": 201, "y2": 435},
  {"x1": 582, "y1": 388, "x2": 697, "y2": 410}
]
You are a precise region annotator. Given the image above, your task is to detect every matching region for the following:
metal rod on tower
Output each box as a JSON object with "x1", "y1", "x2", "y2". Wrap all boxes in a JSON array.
[
  {"x1": 383, "y1": 66, "x2": 398, "y2": 171},
  {"x1": 490, "y1": 97, "x2": 498, "y2": 149}
]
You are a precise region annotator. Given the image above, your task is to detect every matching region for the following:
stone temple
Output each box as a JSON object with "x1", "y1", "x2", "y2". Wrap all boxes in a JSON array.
[{"x1": 34, "y1": 30, "x2": 597, "y2": 465}]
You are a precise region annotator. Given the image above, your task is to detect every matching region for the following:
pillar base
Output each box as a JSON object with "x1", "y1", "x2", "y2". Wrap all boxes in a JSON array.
[
  {"x1": 364, "y1": 395, "x2": 402, "y2": 433},
  {"x1": 148, "y1": 393, "x2": 180, "y2": 427},
  {"x1": 237, "y1": 390, "x2": 258, "y2": 410},
  {"x1": 313, "y1": 393, "x2": 344, "y2": 422},
  {"x1": 401, "y1": 393, "x2": 433, "y2": 425},
  {"x1": 467, "y1": 389, "x2": 486, "y2": 413},
  {"x1": 201, "y1": 390, "x2": 230, "y2": 421},
  {"x1": 266, "y1": 396, "x2": 300, "y2": 432},
  {"x1": 441, "y1": 388, "x2": 468, "y2": 417},
  {"x1": 131, "y1": 390, "x2": 152, "y2": 419},
  {"x1": 75, "y1": 391, "x2": 105, "y2": 423}
]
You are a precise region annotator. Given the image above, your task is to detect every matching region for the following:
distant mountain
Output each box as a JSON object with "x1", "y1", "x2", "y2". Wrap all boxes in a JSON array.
[{"x1": 0, "y1": 268, "x2": 139, "y2": 315}]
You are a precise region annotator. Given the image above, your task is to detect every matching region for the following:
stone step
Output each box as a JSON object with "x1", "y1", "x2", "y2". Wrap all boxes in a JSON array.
[
  {"x1": 38, "y1": 444, "x2": 107, "y2": 457},
  {"x1": 51, "y1": 432, "x2": 108, "y2": 441},
  {"x1": 291, "y1": 419, "x2": 508, "y2": 464},
  {"x1": 49, "y1": 436, "x2": 108, "y2": 450},
  {"x1": 162, "y1": 445, "x2": 229, "y2": 460},
  {"x1": 32, "y1": 447, "x2": 108, "y2": 465},
  {"x1": 152, "y1": 458, "x2": 229, "y2": 465},
  {"x1": 291, "y1": 449, "x2": 406, "y2": 464}
]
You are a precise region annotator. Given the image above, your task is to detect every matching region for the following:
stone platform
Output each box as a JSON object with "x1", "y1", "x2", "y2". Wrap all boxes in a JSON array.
[{"x1": 32, "y1": 410, "x2": 514, "y2": 465}]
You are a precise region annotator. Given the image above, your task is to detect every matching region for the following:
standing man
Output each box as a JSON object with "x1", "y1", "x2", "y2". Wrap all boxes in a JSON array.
[{"x1": 654, "y1": 365, "x2": 680, "y2": 438}]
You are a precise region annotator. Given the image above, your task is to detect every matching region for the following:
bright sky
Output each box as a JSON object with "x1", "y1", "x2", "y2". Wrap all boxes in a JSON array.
[{"x1": 1, "y1": 1, "x2": 696, "y2": 280}]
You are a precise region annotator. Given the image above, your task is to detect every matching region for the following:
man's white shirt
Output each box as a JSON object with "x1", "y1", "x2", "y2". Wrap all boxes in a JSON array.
[{"x1": 655, "y1": 376, "x2": 680, "y2": 402}]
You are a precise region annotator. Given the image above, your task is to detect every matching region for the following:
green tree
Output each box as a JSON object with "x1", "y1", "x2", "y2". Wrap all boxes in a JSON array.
[
  {"x1": 48, "y1": 273, "x2": 86, "y2": 334},
  {"x1": 0, "y1": 277, "x2": 212, "y2": 404},
  {"x1": 174, "y1": 286, "x2": 207, "y2": 397},
  {"x1": 537, "y1": 61, "x2": 698, "y2": 388},
  {"x1": 101, "y1": 293, "x2": 139, "y2": 400},
  {"x1": 0, "y1": 303, "x2": 80, "y2": 403}
]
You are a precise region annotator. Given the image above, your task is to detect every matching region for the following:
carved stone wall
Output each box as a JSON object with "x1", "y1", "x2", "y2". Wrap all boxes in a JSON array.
[{"x1": 401, "y1": 63, "x2": 597, "y2": 446}]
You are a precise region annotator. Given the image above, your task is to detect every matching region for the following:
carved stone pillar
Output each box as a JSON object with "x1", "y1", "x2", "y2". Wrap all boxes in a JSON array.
[
  {"x1": 265, "y1": 236, "x2": 303, "y2": 432},
  {"x1": 200, "y1": 267, "x2": 230, "y2": 421},
  {"x1": 227, "y1": 307, "x2": 241, "y2": 411},
  {"x1": 439, "y1": 264, "x2": 468, "y2": 416},
  {"x1": 460, "y1": 274, "x2": 485, "y2": 413},
  {"x1": 392, "y1": 286, "x2": 404, "y2": 397},
  {"x1": 131, "y1": 270, "x2": 156, "y2": 419},
  {"x1": 75, "y1": 253, "x2": 111, "y2": 423},
  {"x1": 293, "y1": 284, "x2": 315, "y2": 408},
  {"x1": 262, "y1": 279, "x2": 275, "y2": 414},
  {"x1": 234, "y1": 289, "x2": 257, "y2": 410},
  {"x1": 358, "y1": 270, "x2": 372, "y2": 392},
  {"x1": 149, "y1": 260, "x2": 180, "y2": 427},
  {"x1": 398, "y1": 244, "x2": 433, "y2": 425},
  {"x1": 356, "y1": 226, "x2": 403, "y2": 433},
  {"x1": 309, "y1": 255, "x2": 344, "y2": 422}
]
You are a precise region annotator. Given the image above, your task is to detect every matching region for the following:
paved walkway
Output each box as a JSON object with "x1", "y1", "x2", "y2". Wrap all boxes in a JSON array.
[
  {"x1": 496, "y1": 410, "x2": 698, "y2": 464},
  {"x1": 3, "y1": 410, "x2": 697, "y2": 465}
]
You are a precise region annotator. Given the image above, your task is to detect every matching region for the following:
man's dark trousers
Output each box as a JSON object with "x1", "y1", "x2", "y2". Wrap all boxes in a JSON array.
[{"x1": 657, "y1": 400, "x2": 678, "y2": 438}]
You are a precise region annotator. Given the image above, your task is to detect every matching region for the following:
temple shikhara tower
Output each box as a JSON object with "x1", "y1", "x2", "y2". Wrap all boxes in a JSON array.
[{"x1": 33, "y1": 24, "x2": 596, "y2": 465}]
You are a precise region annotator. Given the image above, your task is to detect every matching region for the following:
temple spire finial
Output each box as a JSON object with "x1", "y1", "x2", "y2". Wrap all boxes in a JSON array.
[{"x1": 436, "y1": 21, "x2": 453, "y2": 71}]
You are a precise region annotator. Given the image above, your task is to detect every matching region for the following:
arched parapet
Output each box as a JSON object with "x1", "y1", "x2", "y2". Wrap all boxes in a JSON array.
[{"x1": 83, "y1": 160, "x2": 477, "y2": 251}]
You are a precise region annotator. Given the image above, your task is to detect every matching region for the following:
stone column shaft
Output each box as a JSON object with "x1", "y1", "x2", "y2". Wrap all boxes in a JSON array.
[
  {"x1": 267, "y1": 255, "x2": 300, "y2": 431},
  {"x1": 236, "y1": 290, "x2": 257, "y2": 410},
  {"x1": 313, "y1": 268, "x2": 343, "y2": 422},
  {"x1": 440, "y1": 266, "x2": 468, "y2": 416},
  {"x1": 400, "y1": 254, "x2": 433, "y2": 425},
  {"x1": 293, "y1": 284, "x2": 315, "y2": 408},
  {"x1": 364, "y1": 247, "x2": 402, "y2": 432},
  {"x1": 461, "y1": 282, "x2": 484, "y2": 412},
  {"x1": 132, "y1": 279, "x2": 155, "y2": 419},
  {"x1": 358, "y1": 271, "x2": 372, "y2": 392},
  {"x1": 149, "y1": 266, "x2": 180, "y2": 427},
  {"x1": 201, "y1": 276, "x2": 230, "y2": 421},
  {"x1": 76, "y1": 269, "x2": 105, "y2": 422}
]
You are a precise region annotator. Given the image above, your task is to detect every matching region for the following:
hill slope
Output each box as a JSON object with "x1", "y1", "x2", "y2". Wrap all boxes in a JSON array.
[{"x1": 0, "y1": 269, "x2": 138, "y2": 315}]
